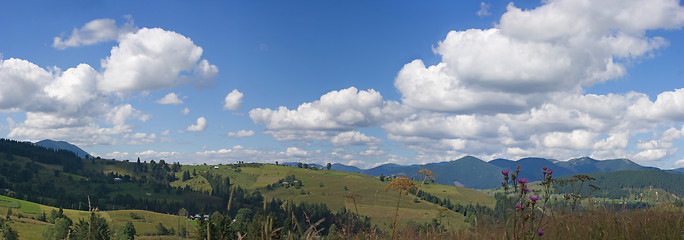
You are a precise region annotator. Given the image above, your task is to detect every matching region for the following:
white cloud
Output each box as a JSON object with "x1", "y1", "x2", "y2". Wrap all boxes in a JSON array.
[
  {"x1": 0, "y1": 58, "x2": 150, "y2": 146},
  {"x1": 633, "y1": 149, "x2": 672, "y2": 162},
  {"x1": 155, "y1": 92, "x2": 184, "y2": 105},
  {"x1": 286, "y1": 147, "x2": 308, "y2": 157},
  {"x1": 52, "y1": 18, "x2": 136, "y2": 49},
  {"x1": 223, "y1": 89, "x2": 244, "y2": 111},
  {"x1": 2, "y1": 19, "x2": 220, "y2": 147},
  {"x1": 628, "y1": 88, "x2": 684, "y2": 121},
  {"x1": 99, "y1": 27, "x2": 217, "y2": 92},
  {"x1": 251, "y1": 87, "x2": 410, "y2": 132},
  {"x1": 227, "y1": 129, "x2": 255, "y2": 137},
  {"x1": 186, "y1": 117, "x2": 208, "y2": 132},
  {"x1": 102, "y1": 149, "x2": 179, "y2": 161},
  {"x1": 675, "y1": 159, "x2": 684, "y2": 168},
  {"x1": 330, "y1": 131, "x2": 380, "y2": 146},
  {"x1": 542, "y1": 130, "x2": 598, "y2": 150},
  {"x1": 122, "y1": 132, "x2": 156, "y2": 145},
  {"x1": 477, "y1": 2, "x2": 491, "y2": 16},
  {"x1": 374, "y1": 0, "x2": 684, "y2": 166},
  {"x1": 181, "y1": 107, "x2": 190, "y2": 115},
  {"x1": 0, "y1": 58, "x2": 53, "y2": 111},
  {"x1": 161, "y1": 129, "x2": 170, "y2": 135},
  {"x1": 395, "y1": 0, "x2": 683, "y2": 114}
]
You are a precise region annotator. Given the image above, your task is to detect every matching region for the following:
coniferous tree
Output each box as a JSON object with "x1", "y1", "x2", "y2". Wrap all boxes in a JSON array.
[
  {"x1": 71, "y1": 213, "x2": 110, "y2": 240},
  {"x1": 115, "y1": 222, "x2": 135, "y2": 240},
  {"x1": 1, "y1": 223, "x2": 19, "y2": 240}
]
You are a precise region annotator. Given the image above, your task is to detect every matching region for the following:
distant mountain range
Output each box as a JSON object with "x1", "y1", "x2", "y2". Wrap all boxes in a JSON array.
[
  {"x1": 34, "y1": 139, "x2": 91, "y2": 159},
  {"x1": 32, "y1": 139, "x2": 683, "y2": 189},
  {"x1": 331, "y1": 156, "x2": 666, "y2": 189}
]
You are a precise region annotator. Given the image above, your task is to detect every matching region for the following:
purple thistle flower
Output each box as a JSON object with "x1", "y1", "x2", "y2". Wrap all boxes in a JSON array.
[
  {"x1": 537, "y1": 229, "x2": 545, "y2": 236},
  {"x1": 518, "y1": 178, "x2": 529, "y2": 184},
  {"x1": 515, "y1": 204, "x2": 521, "y2": 209},
  {"x1": 502, "y1": 169, "x2": 510, "y2": 175},
  {"x1": 529, "y1": 195, "x2": 540, "y2": 201},
  {"x1": 547, "y1": 168, "x2": 553, "y2": 174},
  {"x1": 524, "y1": 187, "x2": 531, "y2": 193}
]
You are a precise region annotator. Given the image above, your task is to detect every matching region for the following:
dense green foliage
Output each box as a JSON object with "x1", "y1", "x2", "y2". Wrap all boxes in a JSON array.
[{"x1": 554, "y1": 169, "x2": 684, "y2": 199}]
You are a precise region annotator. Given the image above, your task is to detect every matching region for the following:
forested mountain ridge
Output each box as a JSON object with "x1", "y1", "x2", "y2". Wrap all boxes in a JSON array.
[
  {"x1": 554, "y1": 169, "x2": 684, "y2": 201},
  {"x1": 329, "y1": 155, "x2": 663, "y2": 189},
  {"x1": 34, "y1": 139, "x2": 91, "y2": 159}
]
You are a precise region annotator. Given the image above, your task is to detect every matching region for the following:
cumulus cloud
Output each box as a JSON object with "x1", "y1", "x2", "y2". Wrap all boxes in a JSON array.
[
  {"x1": 99, "y1": 27, "x2": 217, "y2": 92},
  {"x1": 251, "y1": 87, "x2": 410, "y2": 131},
  {"x1": 378, "y1": 0, "x2": 684, "y2": 165},
  {"x1": 223, "y1": 89, "x2": 243, "y2": 111},
  {"x1": 155, "y1": 92, "x2": 184, "y2": 105},
  {"x1": 633, "y1": 149, "x2": 672, "y2": 162},
  {"x1": 0, "y1": 58, "x2": 53, "y2": 110},
  {"x1": 286, "y1": 147, "x2": 308, "y2": 157},
  {"x1": 122, "y1": 132, "x2": 157, "y2": 145},
  {"x1": 186, "y1": 117, "x2": 208, "y2": 132},
  {"x1": 676, "y1": 159, "x2": 684, "y2": 168},
  {"x1": 330, "y1": 131, "x2": 380, "y2": 146},
  {"x1": 227, "y1": 129, "x2": 255, "y2": 137},
  {"x1": 542, "y1": 130, "x2": 598, "y2": 150},
  {"x1": 628, "y1": 88, "x2": 684, "y2": 121},
  {"x1": 2, "y1": 18, "x2": 218, "y2": 148},
  {"x1": 181, "y1": 107, "x2": 190, "y2": 115},
  {"x1": 250, "y1": 87, "x2": 411, "y2": 146},
  {"x1": 53, "y1": 17, "x2": 136, "y2": 49},
  {"x1": 0, "y1": 58, "x2": 148, "y2": 146},
  {"x1": 395, "y1": 0, "x2": 682, "y2": 114}
]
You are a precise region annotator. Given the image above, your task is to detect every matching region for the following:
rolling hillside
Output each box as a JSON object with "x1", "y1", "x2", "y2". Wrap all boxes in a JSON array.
[
  {"x1": 0, "y1": 194, "x2": 197, "y2": 239},
  {"x1": 329, "y1": 156, "x2": 661, "y2": 189},
  {"x1": 554, "y1": 169, "x2": 684, "y2": 202},
  {"x1": 0, "y1": 138, "x2": 495, "y2": 234},
  {"x1": 171, "y1": 163, "x2": 495, "y2": 230}
]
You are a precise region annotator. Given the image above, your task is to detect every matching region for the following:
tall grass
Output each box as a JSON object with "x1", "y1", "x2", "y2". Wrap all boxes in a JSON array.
[
  {"x1": 462, "y1": 204, "x2": 684, "y2": 240},
  {"x1": 366, "y1": 166, "x2": 684, "y2": 240}
]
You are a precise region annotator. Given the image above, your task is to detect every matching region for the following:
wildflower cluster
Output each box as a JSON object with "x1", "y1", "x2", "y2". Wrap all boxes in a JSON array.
[{"x1": 500, "y1": 165, "x2": 554, "y2": 240}]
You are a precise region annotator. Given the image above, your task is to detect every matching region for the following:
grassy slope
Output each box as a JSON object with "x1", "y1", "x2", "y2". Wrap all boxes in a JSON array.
[
  {"x1": 0, "y1": 195, "x2": 196, "y2": 239},
  {"x1": 1, "y1": 150, "x2": 496, "y2": 234},
  {"x1": 172, "y1": 164, "x2": 495, "y2": 231}
]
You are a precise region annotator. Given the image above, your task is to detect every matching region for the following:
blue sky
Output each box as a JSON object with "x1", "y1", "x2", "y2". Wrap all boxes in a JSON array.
[{"x1": 1, "y1": 0, "x2": 684, "y2": 169}]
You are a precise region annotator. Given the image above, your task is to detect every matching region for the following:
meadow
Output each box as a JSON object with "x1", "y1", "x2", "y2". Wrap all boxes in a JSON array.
[{"x1": 1, "y1": 138, "x2": 683, "y2": 239}]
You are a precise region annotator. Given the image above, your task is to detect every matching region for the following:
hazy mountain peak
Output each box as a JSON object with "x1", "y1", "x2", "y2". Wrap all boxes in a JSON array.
[{"x1": 34, "y1": 139, "x2": 90, "y2": 158}]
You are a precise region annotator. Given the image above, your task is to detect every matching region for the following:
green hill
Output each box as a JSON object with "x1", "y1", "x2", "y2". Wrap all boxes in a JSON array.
[
  {"x1": 0, "y1": 138, "x2": 495, "y2": 235},
  {"x1": 0, "y1": 194, "x2": 196, "y2": 239},
  {"x1": 554, "y1": 169, "x2": 684, "y2": 204},
  {"x1": 169, "y1": 163, "x2": 495, "y2": 230}
]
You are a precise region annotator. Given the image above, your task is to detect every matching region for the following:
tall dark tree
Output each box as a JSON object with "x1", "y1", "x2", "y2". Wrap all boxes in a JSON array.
[
  {"x1": 71, "y1": 213, "x2": 110, "y2": 240},
  {"x1": 1, "y1": 223, "x2": 19, "y2": 240},
  {"x1": 115, "y1": 222, "x2": 135, "y2": 240},
  {"x1": 326, "y1": 163, "x2": 332, "y2": 170}
]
